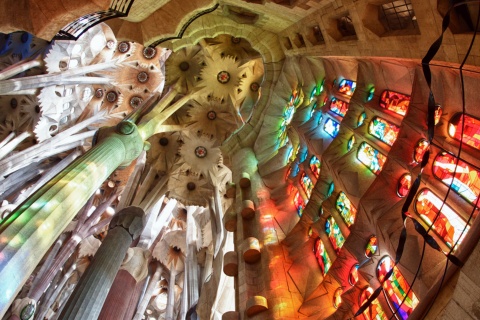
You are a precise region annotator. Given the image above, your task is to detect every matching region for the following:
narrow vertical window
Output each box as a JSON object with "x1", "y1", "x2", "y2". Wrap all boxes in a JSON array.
[
  {"x1": 357, "y1": 142, "x2": 387, "y2": 175},
  {"x1": 294, "y1": 191, "x2": 305, "y2": 217},
  {"x1": 397, "y1": 173, "x2": 412, "y2": 197},
  {"x1": 310, "y1": 155, "x2": 321, "y2": 178},
  {"x1": 325, "y1": 216, "x2": 345, "y2": 253},
  {"x1": 300, "y1": 172, "x2": 314, "y2": 198},
  {"x1": 335, "y1": 191, "x2": 357, "y2": 227},
  {"x1": 314, "y1": 237, "x2": 332, "y2": 275},
  {"x1": 347, "y1": 135, "x2": 355, "y2": 151},
  {"x1": 357, "y1": 112, "x2": 367, "y2": 127},
  {"x1": 366, "y1": 86, "x2": 375, "y2": 102},
  {"x1": 413, "y1": 139, "x2": 429, "y2": 163},
  {"x1": 377, "y1": 256, "x2": 419, "y2": 320},
  {"x1": 379, "y1": 90, "x2": 411, "y2": 116}
]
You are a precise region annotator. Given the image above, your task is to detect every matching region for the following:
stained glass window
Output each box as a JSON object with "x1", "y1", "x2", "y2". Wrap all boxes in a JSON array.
[
  {"x1": 333, "y1": 288, "x2": 343, "y2": 308},
  {"x1": 335, "y1": 191, "x2": 357, "y2": 227},
  {"x1": 347, "y1": 135, "x2": 355, "y2": 151},
  {"x1": 357, "y1": 142, "x2": 387, "y2": 175},
  {"x1": 413, "y1": 139, "x2": 429, "y2": 163},
  {"x1": 379, "y1": 90, "x2": 411, "y2": 116},
  {"x1": 415, "y1": 188, "x2": 469, "y2": 248},
  {"x1": 327, "y1": 182, "x2": 335, "y2": 197},
  {"x1": 368, "y1": 116, "x2": 400, "y2": 146},
  {"x1": 365, "y1": 236, "x2": 378, "y2": 258},
  {"x1": 310, "y1": 103, "x2": 317, "y2": 118},
  {"x1": 310, "y1": 86, "x2": 318, "y2": 103},
  {"x1": 318, "y1": 113, "x2": 323, "y2": 126},
  {"x1": 324, "y1": 118, "x2": 340, "y2": 138},
  {"x1": 338, "y1": 79, "x2": 357, "y2": 96},
  {"x1": 294, "y1": 191, "x2": 305, "y2": 217},
  {"x1": 433, "y1": 152, "x2": 480, "y2": 206},
  {"x1": 301, "y1": 172, "x2": 314, "y2": 198},
  {"x1": 448, "y1": 113, "x2": 480, "y2": 151},
  {"x1": 310, "y1": 155, "x2": 321, "y2": 178},
  {"x1": 357, "y1": 112, "x2": 367, "y2": 127},
  {"x1": 314, "y1": 237, "x2": 331, "y2": 275},
  {"x1": 359, "y1": 287, "x2": 388, "y2": 320},
  {"x1": 349, "y1": 264, "x2": 359, "y2": 285},
  {"x1": 397, "y1": 173, "x2": 412, "y2": 197},
  {"x1": 433, "y1": 105, "x2": 442, "y2": 125},
  {"x1": 325, "y1": 216, "x2": 345, "y2": 253},
  {"x1": 367, "y1": 86, "x2": 375, "y2": 102},
  {"x1": 330, "y1": 98, "x2": 350, "y2": 117},
  {"x1": 377, "y1": 256, "x2": 419, "y2": 320}
]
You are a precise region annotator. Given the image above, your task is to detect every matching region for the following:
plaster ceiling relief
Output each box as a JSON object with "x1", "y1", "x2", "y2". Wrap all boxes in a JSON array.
[
  {"x1": 152, "y1": 232, "x2": 186, "y2": 272},
  {"x1": 147, "y1": 132, "x2": 182, "y2": 175},
  {"x1": 167, "y1": 164, "x2": 211, "y2": 207},
  {"x1": 177, "y1": 130, "x2": 222, "y2": 175},
  {"x1": 165, "y1": 45, "x2": 204, "y2": 94}
]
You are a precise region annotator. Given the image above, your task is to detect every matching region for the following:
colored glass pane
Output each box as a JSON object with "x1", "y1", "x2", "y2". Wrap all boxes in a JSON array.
[
  {"x1": 310, "y1": 103, "x2": 317, "y2": 118},
  {"x1": 310, "y1": 87, "x2": 318, "y2": 103},
  {"x1": 448, "y1": 113, "x2": 480, "y2": 151},
  {"x1": 294, "y1": 191, "x2": 305, "y2": 217},
  {"x1": 301, "y1": 172, "x2": 314, "y2": 198},
  {"x1": 325, "y1": 216, "x2": 345, "y2": 253},
  {"x1": 357, "y1": 112, "x2": 367, "y2": 127},
  {"x1": 335, "y1": 191, "x2": 357, "y2": 227},
  {"x1": 330, "y1": 98, "x2": 349, "y2": 117},
  {"x1": 333, "y1": 288, "x2": 343, "y2": 308},
  {"x1": 289, "y1": 89, "x2": 302, "y2": 107},
  {"x1": 397, "y1": 173, "x2": 412, "y2": 198},
  {"x1": 324, "y1": 118, "x2": 340, "y2": 138},
  {"x1": 377, "y1": 256, "x2": 419, "y2": 320},
  {"x1": 349, "y1": 264, "x2": 359, "y2": 285},
  {"x1": 365, "y1": 236, "x2": 378, "y2": 258},
  {"x1": 367, "y1": 86, "x2": 375, "y2": 102},
  {"x1": 357, "y1": 142, "x2": 387, "y2": 175},
  {"x1": 327, "y1": 182, "x2": 335, "y2": 197},
  {"x1": 338, "y1": 79, "x2": 356, "y2": 96},
  {"x1": 434, "y1": 105, "x2": 442, "y2": 125},
  {"x1": 433, "y1": 152, "x2": 480, "y2": 206},
  {"x1": 368, "y1": 116, "x2": 400, "y2": 146},
  {"x1": 359, "y1": 287, "x2": 388, "y2": 320},
  {"x1": 379, "y1": 90, "x2": 411, "y2": 116},
  {"x1": 284, "y1": 105, "x2": 295, "y2": 125},
  {"x1": 413, "y1": 139, "x2": 429, "y2": 163},
  {"x1": 347, "y1": 135, "x2": 355, "y2": 151},
  {"x1": 310, "y1": 155, "x2": 321, "y2": 178},
  {"x1": 415, "y1": 189, "x2": 469, "y2": 248},
  {"x1": 314, "y1": 237, "x2": 332, "y2": 275}
]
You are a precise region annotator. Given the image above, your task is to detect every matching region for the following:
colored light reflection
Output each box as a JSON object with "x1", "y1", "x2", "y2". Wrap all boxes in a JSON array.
[
  {"x1": 359, "y1": 287, "x2": 388, "y2": 320},
  {"x1": 325, "y1": 216, "x2": 345, "y2": 254},
  {"x1": 379, "y1": 90, "x2": 411, "y2": 117},
  {"x1": 314, "y1": 237, "x2": 332, "y2": 275},
  {"x1": 368, "y1": 116, "x2": 400, "y2": 146},
  {"x1": 357, "y1": 142, "x2": 387, "y2": 175},
  {"x1": 335, "y1": 191, "x2": 357, "y2": 227},
  {"x1": 300, "y1": 172, "x2": 314, "y2": 198},
  {"x1": 357, "y1": 112, "x2": 367, "y2": 127},
  {"x1": 397, "y1": 173, "x2": 412, "y2": 198},
  {"x1": 347, "y1": 135, "x2": 355, "y2": 151},
  {"x1": 324, "y1": 118, "x2": 340, "y2": 138},
  {"x1": 433, "y1": 151, "x2": 480, "y2": 206},
  {"x1": 310, "y1": 155, "x2": 321, "y2": 178},
  {"x1": 365, "y1": 236, "x2": 378, "y2": 258},
  {"x1": 415, "y1": 188, "x2": 469, "y2": 249},
  {"x1": 338, "y1": 79, "x2": 356, "y2": 96},
  {"x1": 448, "y1": 113, "x2": 480, "y2": 151},
  {"x1": 330, "y1": 98, "x2": 349, "y2": 117},
  {"x1": 377, "y1": 256, "x2": 419, "y2": 320},
  {"x1": 413, "y1": 139, "x2": 429, "y2": 163}
]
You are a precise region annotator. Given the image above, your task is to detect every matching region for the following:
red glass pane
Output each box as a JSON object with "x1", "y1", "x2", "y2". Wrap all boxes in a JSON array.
[
  {"x1": 359, "y1": 287, "x2": 387, "y2": 320},
  {"x1": 397, "y1": 173, "x2": 412, "y2": 197},
  {"x1": 379, "y1": 90, "x2": 411, "y2": 116},
  {"x1": 413, "y1": 139, "x2": 429, "y2": 163},
  {"x1": 448, "y1": 113, "x2": 480, "y2": 151},
  {"x1": 433, "y1": 152, "x2": 480, "y2": 206}
]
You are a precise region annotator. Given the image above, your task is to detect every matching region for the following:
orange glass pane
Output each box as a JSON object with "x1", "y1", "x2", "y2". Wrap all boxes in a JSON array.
[
  {"x1": 379, "y1": 90, "x2": 411, "y2": 116},
  {"x1": 413, "y1": 139, "x2": 429, "y2": 163},
  {"x1": 397, "y1": 173, "x2": 412, "y2": 198},
  {"x1": 448, "y1": 113, "x2": 480, "y2": 151}
]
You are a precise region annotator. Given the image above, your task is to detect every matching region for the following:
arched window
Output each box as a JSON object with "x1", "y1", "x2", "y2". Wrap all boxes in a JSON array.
[
  {"x1": 310, "y1": 155, "x2": 321, "y2": 178},
  {"x1": 300, "y1": 172, "x2": 314, "y2": 198},
  {"x1": 367, "y1": 86, "x2": 375, "y2": 102},
  {"x1": 357, "y1": 142, "x2": 387, "y2": 175},
  {"x1": 325, "y1": 216, "x2": 345, "y2": 253},
  {"x1": 358, "y1": 112, "x2": 367, "y2": 127},
  {"x1": 397, "y1": 173, "x2": 412, "y2": 197},
  {"x1": 338, "y1": 79, "x2": 357, "y2": 96},
  {"x1": 347, "y1": 135, "x2": 355, "y2": 151},
  {"x1": 415, "y1": 188, "x2": 469, "y2": 248},
  {"x1": 413, "y1": 139, "x2": 429, "y2": 163},
  {"x1": 330, "y1": 98, "x2": 349, "y2": 117},
  {"x1": 359, "y1": 287, "x2": 388, "y2": 320},
  {"x1": 379, "y1": 90, "x2": 411, "y2": 116},
  {"x1": 448, "y1": 113, "x2": 480, "y2": 151},
  {"x1": 314, "y1": 237, "x2": 331, "y2": 275},
  {"x1": 333, "y1": 288, "x2": 343, "y2": 308},
  {"x1": 377, "y1": 256, "x2": 419, "y2": 320},
  {"x1": 293, "y1": 191, "x2": 305, "y2": 217},
  {"x1": 335, "y1": 191, "x2": 357, "y2": 227},
  {"x1": 365, "y1": 236, "x2": 378, "y2": 258},
  {"x1": 433, "y1": 151, "x2": 480, "y2": 206},
  {"x1": 368, "y1": 116, "x2": 400, "y2": 146},
  {"x1": 348, "y1": 264, "x2": 359, "y2": 285},
  {"x1": 324, "y1": 118, "x2": 340, "y2": 138}
]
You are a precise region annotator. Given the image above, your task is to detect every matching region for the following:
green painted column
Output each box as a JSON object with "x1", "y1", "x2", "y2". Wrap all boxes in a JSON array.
[{"x1": 0, "y1": 121, "x2": 144, "y2": 318}]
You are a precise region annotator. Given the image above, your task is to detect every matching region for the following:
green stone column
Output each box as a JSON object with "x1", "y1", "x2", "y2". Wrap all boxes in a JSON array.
[{"x1": 0, "y1": 121, "x2": 144, "y2": 318}]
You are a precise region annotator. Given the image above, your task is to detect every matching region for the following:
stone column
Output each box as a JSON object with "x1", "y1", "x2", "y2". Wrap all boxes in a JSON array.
[
  {"x1": 185, "y1": 206, "x2": 199, "y2": 314},
  {"x1": 165, "y1": 266, "x2": 177, "y2": 320},
  {"x1": 59, "y1": 206, "x2": 145, "y2": 320},
  {"x1": 133, "y1": 262, "x2": 162, "y2": 320}
]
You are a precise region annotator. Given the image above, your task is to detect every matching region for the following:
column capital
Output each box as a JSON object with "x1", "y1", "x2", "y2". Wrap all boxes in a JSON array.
[{"x1": 110, "y1": 206, "x2": 145, "y2": 240}]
